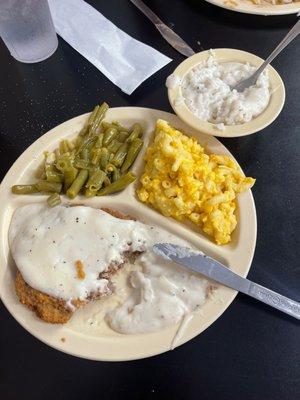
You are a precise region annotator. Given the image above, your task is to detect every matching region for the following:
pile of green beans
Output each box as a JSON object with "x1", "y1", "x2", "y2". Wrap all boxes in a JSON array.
[{"x1": 11, "y1": 102, "x2": 144, "y2": 205}]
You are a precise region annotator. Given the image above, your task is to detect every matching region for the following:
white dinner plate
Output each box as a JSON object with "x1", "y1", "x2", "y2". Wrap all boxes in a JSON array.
[
  {"x1": 205, "y1": 0, "x2": 300, "y2": 15},
  {"x1": 0, "y1": 107, "x2": 257, "y2": 361}
]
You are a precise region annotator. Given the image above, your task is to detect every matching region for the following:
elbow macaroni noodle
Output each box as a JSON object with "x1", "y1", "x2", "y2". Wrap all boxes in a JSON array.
[{"x1": 137, "y1": 120, "x2": 255, "y2": 245}]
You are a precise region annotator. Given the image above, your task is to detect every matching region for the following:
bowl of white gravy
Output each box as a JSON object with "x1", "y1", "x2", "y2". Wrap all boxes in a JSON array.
[{"x1": 167, "y1": 49, "x2": 285, "y2": 137}]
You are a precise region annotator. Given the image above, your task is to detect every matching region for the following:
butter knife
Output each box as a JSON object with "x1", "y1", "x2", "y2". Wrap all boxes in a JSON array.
[
  {"x1": 129, "y1": 0, "x2": 195, "y2": 58},
  {"x1": 153, "y1": 243, "x2": 300, "y2": 320}
]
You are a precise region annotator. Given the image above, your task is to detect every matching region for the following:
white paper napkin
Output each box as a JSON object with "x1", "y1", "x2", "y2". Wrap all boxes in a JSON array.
[{"x1": 48, "y1": 0, "x2": 171, "y2": 95}]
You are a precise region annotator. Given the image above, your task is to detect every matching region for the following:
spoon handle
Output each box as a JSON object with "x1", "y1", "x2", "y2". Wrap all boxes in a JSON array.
[{"x1": 254, "y1": 19, "x2": 300, "y2": 80}]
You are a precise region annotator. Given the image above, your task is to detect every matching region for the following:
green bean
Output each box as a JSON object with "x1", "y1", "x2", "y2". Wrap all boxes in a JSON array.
[
  {"x1": 54, "y1": 148, "x2": 60, "y2": 161},
  {"x1": 47, "y1": 193, "x2": 61, "y2": 207},
  {"x1": 107, "y1": 139, "x2": 122, "y2": 153},
  {"x1": 97, "y1": 172, "x2": 136, "y2": 196},
  {"x1": 69, "y1": 149, "x2": 76, "y2": 158},
  {"x1": 67, "y1": 140, "x2": 75, "y2": 151},
  {"x1": 59, "y1": 140, "x2": 69, "y2": 154},
  {"x1": 117, "y1": 131, "x2": 130, "y2": 142},
  {"x1": 46, "y1": 169, "x2": 64, "y2": 183},
  {"x1": 59, "y1": 141, "x2": 65, "y2": 154},
  {"x1": 91, "y1": 148, "x2": 102, "y2": 165},
  {"x1": 103, "y1": 127, "x2": 118, "y2": 146},
  {"x1": 102, "y1": 121, "x2": 129, "y2": 133},
  {"x1": 76, "y1": 135, "x2": 83, "y2": 148},
  {"x1": 89, "y1": 102, "x2": 109, "y2": 135},
  {"x1": 97, "y1": 102, "x2": 109, "y2": 120},
  {"x1": 87, "y1": 105, "x2": 99, "y2": 128},
  {"x1": 106, "y1": 163, "x2": 115, "y2": 173},
  {"x1": 81, "y1": 148, "x2": 89, "y2": 161},
  {"x1": 109, "y1": 153, "x2": 114, "y2": 162},
  {"x1": 94, "y1": 133, "x2": 104, "y2": 149},
  {"x1": 11, "y1": 101, "x2": 144, "y2": 203},
  {"x1": 37, "y1": 156, "x2": 48, "y2": 179},
  {"x1": 86, "y1": 169, "x2": 106, "y2": 191},
  {"x1": 126, "y1": 123, "x2": 142, "y2": 143},
  {"x1": 105, "y1": 163, "x2": 120, "y2": 182},
  {"x1": 55, "y1": 155, "x2": 72, "y2": 172},
  {"x1": 112, "y1": 121, "x2": 130, "y2": 132},
  {"x1": 121, "y1": 138, "x2": 143, "y2": 173},
  {"x1": 100, "y1": 148, "x2": 110, "y2": 169},
  {"x1": 86, "y1": 137, "x2": 98, "y2": 150},
  {"x1": 64, "y1": 166, "x2": 78, "y2": 191},
  {"x1": 78, "y1": 126, "x2": 88, "y2": 137},
  {"x1": 36, "y1": 181, "x2": 62, "y2": 193},
  {"x1": 66, "y1": 169, "x2": 88, "y2": 199},
  {"x1": 112, "y1": 143, "x2": 128, "y2": 167},
  {"x1": 87, "y1": 164, "x2": 100, "y2": 173},
  {"x1": 74, "y1": 157, "x2": 90, "y2": 169},
  {"x1": 44, "y1": 163, "x2": 52, "y2": 175},
  {"x1": 45, "y1": 164, "x2": 63, "y2": 182},
  {"x1": 113, "y1": 167, "x2": 121, "y2": 182},
  {"x1": 12, "y1": 184, "x2": 39, "y2": 195},
  {"x1": 103, "y1": 175, "x2": 111, "y2": 187},
  {"x1": 76, "y1": 136, "x2": 97, "y2": 156},
  {"x1": 101, "y1": 121, "x2": 110, "y2": 131}
]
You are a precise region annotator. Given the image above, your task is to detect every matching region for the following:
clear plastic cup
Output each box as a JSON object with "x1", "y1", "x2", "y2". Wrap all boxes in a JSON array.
[{"x1": 0, "y1": 0, "x2": 58, "y2": 63}]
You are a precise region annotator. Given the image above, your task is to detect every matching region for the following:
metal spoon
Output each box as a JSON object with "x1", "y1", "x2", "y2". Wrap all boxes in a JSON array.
[{"x1": 233, "y1": 19, "x2": 300, "y2": 93}]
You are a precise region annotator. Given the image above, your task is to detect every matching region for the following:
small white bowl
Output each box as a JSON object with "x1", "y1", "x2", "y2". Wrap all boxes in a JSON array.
[{"x1": 167, "y1": 48, "x2": 285, "y2": 138}]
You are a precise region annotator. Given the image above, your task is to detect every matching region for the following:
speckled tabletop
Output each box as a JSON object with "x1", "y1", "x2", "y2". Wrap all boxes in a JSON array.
[{"x1": 0, "y1": 1, "x2": 299, "y2": 399}]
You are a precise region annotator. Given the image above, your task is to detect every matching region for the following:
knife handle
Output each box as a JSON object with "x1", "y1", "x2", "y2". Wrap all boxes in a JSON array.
[{"x1": 248, "y1": 282, "x2": 300, "y2": 320}]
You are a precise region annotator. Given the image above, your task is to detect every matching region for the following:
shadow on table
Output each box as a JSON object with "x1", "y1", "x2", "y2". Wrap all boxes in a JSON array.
[{"x1": 237, "y1": 292, "x2": 300, "y2": 326}]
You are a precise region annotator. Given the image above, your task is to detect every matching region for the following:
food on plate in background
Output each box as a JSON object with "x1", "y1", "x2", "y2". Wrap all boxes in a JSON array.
[
  {"x1": 167, "y1": 56, "x2": 270, "y2": 129},
  {"x1": 9, "y1": 204, "x2": 212, "y2": 332},
  {"x1": 137, "y1": 119, "x2": 255, "y2": 245},
  {"x1": 252, "y1": 0, "x2": 298, "y2": 4},
  {"x1": 11, "y1": 102, "x2": 143, "y2": 202}
]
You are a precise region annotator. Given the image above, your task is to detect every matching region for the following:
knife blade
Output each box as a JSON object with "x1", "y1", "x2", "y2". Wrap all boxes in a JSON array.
[
  {"x1": 129, "y1": 0, "x2": 195, "y2": 58},
  {"x1": 153, "y1": 243, "x2": 300, "y2": 320}
]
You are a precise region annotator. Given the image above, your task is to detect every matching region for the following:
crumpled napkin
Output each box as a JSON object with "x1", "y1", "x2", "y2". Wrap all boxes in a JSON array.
[{"x1": 48, "y1": 0, "x2": 171, "y2": 94}]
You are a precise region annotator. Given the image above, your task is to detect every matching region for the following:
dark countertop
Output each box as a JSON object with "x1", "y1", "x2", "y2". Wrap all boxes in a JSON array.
[{"x1": 0, "y1": 1, "x2": 299, "y2": 399}]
